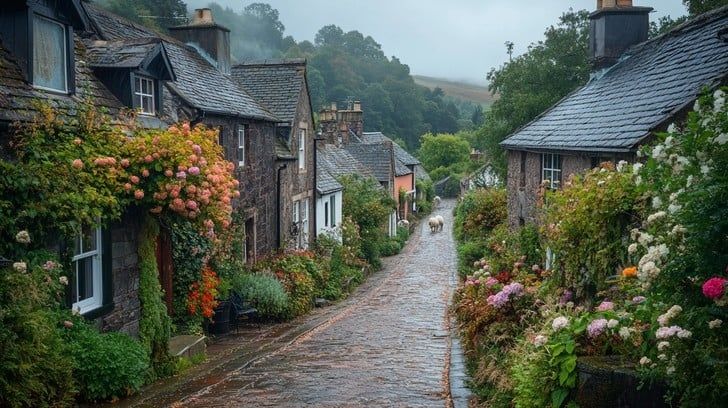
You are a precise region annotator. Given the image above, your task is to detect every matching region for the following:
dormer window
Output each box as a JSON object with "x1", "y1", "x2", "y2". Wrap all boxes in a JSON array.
[
  {"x1": 32, "y1": 14, "x2": 69, "y2": 93},
  {"x1": 134, "y1": 75, "x2": 156, "y2": 115}
]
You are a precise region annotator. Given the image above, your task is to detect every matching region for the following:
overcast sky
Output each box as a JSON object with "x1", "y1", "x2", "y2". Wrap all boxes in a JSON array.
[{"x1": 186, "y1": 0, "x2": 688, "y2": 84}]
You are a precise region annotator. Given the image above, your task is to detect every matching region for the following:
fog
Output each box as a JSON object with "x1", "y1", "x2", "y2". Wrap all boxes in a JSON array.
[{"x1": 185, "y1": 0, "x2": 687, "y2": 84}]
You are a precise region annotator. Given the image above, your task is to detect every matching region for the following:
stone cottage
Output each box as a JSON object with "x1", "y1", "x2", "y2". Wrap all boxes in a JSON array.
[
  {"x1": 86, "y1": 5, "x2": 282, "y2": 266},
  {"x1": 500, "y1": 1, "x2": 728, "y2": 228},
  {"x1": 230, "y1": 59, "x2": 316, "y2": 250}
]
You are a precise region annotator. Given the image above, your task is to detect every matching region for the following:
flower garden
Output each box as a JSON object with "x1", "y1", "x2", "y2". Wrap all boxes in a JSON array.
[
  {"x1": 454, "y1": 88, "x2": 728, "y2": 407},
  {"x1": 0, "y1": 104, "x2": 403, "y2": 406}
]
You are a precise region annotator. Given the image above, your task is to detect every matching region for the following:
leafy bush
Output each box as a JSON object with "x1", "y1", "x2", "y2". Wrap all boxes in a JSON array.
[
  {"x1": 63, "y1": 318, "x2": 149, "y2": 402},
  {"x1": 231, "y1": 273, "x2": 289, "y2": 319},
  {"x1": 456, "y1": 240, "x2": 487, "y2": 278},
  {"x1": 379, "y1": 239, "x2": 402, "y2": 257},
  {"x1": 263, "y1": 252, "x2": 320, "y2": 318},
  {"x1": 0, "y1": 257, "x2": 76, "y2": 407},
  {"x1": 542, "y1": 166, "x2": 640, "y2": 300},
  {"x1": 453, "y1": 188, "x2": 507, "y2": 242}
]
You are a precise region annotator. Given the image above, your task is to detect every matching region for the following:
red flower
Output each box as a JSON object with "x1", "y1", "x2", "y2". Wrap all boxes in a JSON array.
[{"x1": 702, "y1": 277, "x2": 727, "y2": 300}]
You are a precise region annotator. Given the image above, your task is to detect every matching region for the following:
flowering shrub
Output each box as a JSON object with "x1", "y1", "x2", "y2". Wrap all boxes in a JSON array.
[
  {"x1": 453, "y1": 188, "x2": 507, "y2": 242},
  {"x1": 542, "y1": 164, "x2": 641, "y2": 299},
  {"x1": 187, "y1": 266, "x2": 220, "y2": 319}
]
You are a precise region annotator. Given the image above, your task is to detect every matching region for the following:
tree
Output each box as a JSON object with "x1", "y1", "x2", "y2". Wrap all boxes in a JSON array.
[
  {"x1": 315, "y1": 25, "x2": 345, "y2": 47},
  {"x1": 97, "y1": 0, "x2": 187, "y2": 31},
  {"x1": 683, "y1": 0, "x2": 728, "y2": 15},
  {"x1": 475, "y1": 9, "x2": 591, "y2": 177},
  {"x1": 649, "y1": 15, "x2": 688, "y2": 37},
  {"x1": 471, "y1": 104, "x2": 485, "y2": 127},
  {"x1": 417, "y1": 133, "x2": 471, "y2": 171}
]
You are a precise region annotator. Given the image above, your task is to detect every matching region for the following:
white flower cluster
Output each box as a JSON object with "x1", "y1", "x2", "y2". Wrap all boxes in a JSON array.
[
  {"x1": 657, "y1": 305, "x2": 682, "y2": 327},
  {"x1": 551, "y1": 316, "x2": 570, "y2": 331}
]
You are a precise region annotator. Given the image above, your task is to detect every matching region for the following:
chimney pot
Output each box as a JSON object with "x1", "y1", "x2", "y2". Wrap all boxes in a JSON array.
[
  {"x1": 602, "y1": 0, "x2": 616, "y2": 8},
  {"x1": 192, "y1": 8, "x2": 214, "y2": 25},
  {"x1": 330, "y1": 102, "x2": 337, "y2": 111},
  {"x1": 616, "y1": 0, "x2": 633, "y2": 7},
  {"x1": 353, "y1": 101, "x2": 362, "y2": 111}
]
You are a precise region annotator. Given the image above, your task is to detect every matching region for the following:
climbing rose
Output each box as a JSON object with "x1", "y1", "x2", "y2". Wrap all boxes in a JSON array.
[
  {"x1": 702, "y1": 277, "x2": 727, "y2": 299},
  {"x1": 134, "y1": 190, "x2": 145, "y2": 200}
]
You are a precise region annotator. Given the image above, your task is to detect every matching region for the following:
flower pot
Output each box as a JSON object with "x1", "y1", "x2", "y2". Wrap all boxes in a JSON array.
[{"x1": 208, "y1": 300, "x2": 231, "y2": 335}]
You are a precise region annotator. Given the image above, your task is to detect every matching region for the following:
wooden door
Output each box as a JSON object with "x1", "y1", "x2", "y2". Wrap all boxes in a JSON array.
[{"x1": 155, "y1": 229, "x2": 174, "y2": 315}]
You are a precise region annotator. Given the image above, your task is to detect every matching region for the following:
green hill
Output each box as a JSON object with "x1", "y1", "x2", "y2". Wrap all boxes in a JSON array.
[{"x1": 413, "y1": 75, "x2": 495, "y2": 106}]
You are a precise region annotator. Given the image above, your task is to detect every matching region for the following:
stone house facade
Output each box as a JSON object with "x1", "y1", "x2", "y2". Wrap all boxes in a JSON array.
[
  {"x1": 501, "y1": 1, "x2": 728, "y2": 228},
  {"x1": 231, "y1": 59, "x2": 316, "y2": 250}
]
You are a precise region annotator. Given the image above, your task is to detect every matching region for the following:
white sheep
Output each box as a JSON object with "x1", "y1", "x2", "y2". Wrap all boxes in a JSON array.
[
  {"x1": 434, "y1": 196, "x2": 441, "y2": 208},
  {"x1": 435, "y1": 215, "x2": 444, "y2": 232},
  {"x1": 428, "y1": 217, "x2": 439, "y2": 233}
]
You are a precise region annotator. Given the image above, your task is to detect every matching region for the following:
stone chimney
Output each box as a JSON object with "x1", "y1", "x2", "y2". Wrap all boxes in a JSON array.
[
  {"x1": 319, "y1": 103, "x2": 339, "y2": 145},
  {"x1": 338, "y1": 101, "x2": 363, "y2": 141},
  {"x1": 590, "y1": 0, "x2": 652, "y2": 69},
  {"x1": 169, "y1": 8, "x2": 231, "y2": 74}
]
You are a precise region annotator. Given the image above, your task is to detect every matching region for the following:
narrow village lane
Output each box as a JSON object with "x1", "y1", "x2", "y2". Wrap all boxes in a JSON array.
[{"x1": 129, "y1": 199, "x2": 462, "y2": 407}]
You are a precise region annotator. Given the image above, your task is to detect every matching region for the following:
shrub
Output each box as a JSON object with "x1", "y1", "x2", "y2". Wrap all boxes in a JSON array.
[
  {"x1": 63, "y1": 318, "x2": 149, "y2": 402},
  {"x1": 457, "y1": 240, "x2": 488, "y2": 278},
  {"x1": 0, "y1": 257, "x2": 76, "y2": 407},
  {"x1": 264, "y1": 252, "x2": 320, "y2": 318},
  {"x1": 230, "y1": 273, "x2": 289, "y2": 319},
  {"x1": 379, "y1": 239, "x2": 402, "y2": 257},
  {"x1": 453, "y1": 188, "x2": 507, "y2": 242},
  {"x1": 542, "y1": 166, "x2": 640, "y2": 300}
]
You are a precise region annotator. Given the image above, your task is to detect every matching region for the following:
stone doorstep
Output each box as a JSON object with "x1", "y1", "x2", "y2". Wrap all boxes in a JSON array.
[{"x1": 169, "y1": 334, "x2": 207, "y2": 359}]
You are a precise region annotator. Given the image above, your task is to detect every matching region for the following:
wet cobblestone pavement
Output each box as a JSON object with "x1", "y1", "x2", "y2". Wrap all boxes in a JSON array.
[{"x1": 125, "y1": 200, "x2": 467, "y2": 407}]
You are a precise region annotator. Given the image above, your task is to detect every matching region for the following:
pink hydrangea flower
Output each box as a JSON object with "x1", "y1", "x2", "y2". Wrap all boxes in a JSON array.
[
  {"x1": 597, "y1": 301, "x2": 615, "y2": 311},
  {"x1": 702, "y1": 277, "x2": 727, "y2": 300},
  {"x1": 188, "y1": 166, "x2": 201, "y2": 176},
  {"x1": 485, "y1": 277, "x2": 499, "y2": 287},
  {"x1": 176, "y1": 171, "x2": 187, "y2": 179},
  {"x1": 587, "y1": 318, "x2": 609, "y2": 338}
]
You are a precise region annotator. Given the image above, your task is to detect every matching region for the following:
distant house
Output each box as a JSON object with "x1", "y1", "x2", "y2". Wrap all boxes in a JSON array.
[
  {"x1": 500, "y1": 1, "x2": 728, "y2": 228},
  {"x1": 318, "y1": 102, "x2": 428, "y2": 236},
  {"x1": 230, "y1": 59, "x2": 316, "y2": 250}
]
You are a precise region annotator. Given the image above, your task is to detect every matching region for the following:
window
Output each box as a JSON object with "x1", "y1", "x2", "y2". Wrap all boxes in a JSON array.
[
  {"x1": 133, "y1": 75, "x2": 155, "y2": 115},
  {"x1": 33, "y1": 15, "x2": 68, "y2": 92},
  {"x1": 324, "y1": 201, "x2": 330, "y2": 227},
  {"x1": 542, "y1": 153, "x2": 562, "y2": 190},
  {"x1": 238, "y1": 126, "x2": 246, "y2": 166},
  {"x1": 293, "y1": 199, "x2": 300, "y2": 232},
  {"x1": 298, "y1": 129, "x2": 306, "y2": 170},
  {"x1": 72, "y1": 226, "x2": 103, "y2": 314},
  {"x1": 330, "y1": 195, "x2": 336, "y2": 226},
  {"x1": 300, "y1": 199, "x2": 309, "y2": 248}
]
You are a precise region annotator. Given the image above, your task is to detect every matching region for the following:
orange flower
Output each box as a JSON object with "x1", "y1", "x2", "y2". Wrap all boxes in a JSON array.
[{"x1": 622, "y1": 266, "x2": 638, "y2": 278}]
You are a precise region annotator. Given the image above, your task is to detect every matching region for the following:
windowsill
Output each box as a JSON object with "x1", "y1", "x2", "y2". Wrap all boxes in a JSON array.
[
  {"x1": 32, "y1": 84, "x2": 70, "y2": 95},
  {"x1": 81, "y1": 302, "x2": 114, "y2": 320},
  {"x1": 137, "y1": 112, "x2": 156, "y2": 117}
]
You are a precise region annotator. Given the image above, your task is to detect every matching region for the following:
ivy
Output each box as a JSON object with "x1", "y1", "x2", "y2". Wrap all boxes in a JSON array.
[{"x1": 137, "y1": 216, "x2": 173, "y2": 379}]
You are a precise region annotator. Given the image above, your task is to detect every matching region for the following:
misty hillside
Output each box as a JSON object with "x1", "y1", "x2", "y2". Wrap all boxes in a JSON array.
[{"x1": 413, "y1": 75, "x2": 495, "y2": 107}]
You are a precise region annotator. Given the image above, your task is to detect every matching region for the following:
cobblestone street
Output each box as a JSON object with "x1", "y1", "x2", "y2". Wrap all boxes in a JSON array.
[{"x1": 124, "y1": 200, "x2": 465, "y2": 407}]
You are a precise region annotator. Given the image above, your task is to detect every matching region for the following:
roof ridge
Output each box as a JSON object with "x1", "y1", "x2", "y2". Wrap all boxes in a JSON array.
[{"x1": 233, "y1": 58, "x2": 307, "y2": 67}]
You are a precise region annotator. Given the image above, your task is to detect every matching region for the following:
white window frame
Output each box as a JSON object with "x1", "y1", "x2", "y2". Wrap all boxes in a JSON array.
[
  {"x1": 32, "y1": 14, "x2": 68, "y2": 93},
  {"x1": 542, "y1": 153, "x2": 562, "y2": 190},
  {"x1": 134, "y1": 75, "x2": 155, "y2": 115},
  {"x1": 72, "y1": 226, "x2": 103, "y2": 314},
  {"x1": 298, "y1": 129, "x2": 306, "y2": 170},
  {"x1": 238, "y1": 126, "x2": 246, "y2": 167},
  {"x1": 301, "y1": 198, "x2": 309, "y2": 248}
]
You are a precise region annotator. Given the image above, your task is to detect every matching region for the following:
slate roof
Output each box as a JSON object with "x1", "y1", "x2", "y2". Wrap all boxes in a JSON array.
[
  {"x1": 344, "y1": 143, "x2": 397, "y2": 182},
  {"x1": 361, "y1": 132, "x2": 420, "y2": 166},
  {"x1": 230, "y1": 59, "x2": 307, "y2": 124},
  {"x1": 83, "y1": 3, "x2": 278, "y2": 122},
  {"x1": 275, "y1": 138, "x2": 295, "y2": 161},
  {"x1": 86, "y1": 38, "x2": 161, "y2": 68},
  {"x1": 316, "y1": 155, "x2": 344, "y2": 194},
  {"x1": 501, "y1": 7, "x2": 728, "y2": 153},
  {"x1": 318, "y1": 144, "x2": 375, "y2": 180},
  {"x1": 0, "y1": 36, "x2": 123, "y2": 124}
]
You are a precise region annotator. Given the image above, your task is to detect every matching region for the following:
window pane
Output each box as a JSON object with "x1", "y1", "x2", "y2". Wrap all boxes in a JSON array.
[
  {"x1": 331, "y1": 196, "x2": 336, "y2": 225},
  {"x1": 134, "y1": 77, "x2": 141, "y2": 93},
  {"x1": 74, "y1": 257, "x2": 94, "y2": 302},
  {"x1": 324, "y1": 202, "x2": 329, "y2": 227},
  {"x1": 33, "y1": 16, "x2": 66, "y2": 91},
  {"x1": 82, "y1": 226, "x2": 97, "y2": 253}
]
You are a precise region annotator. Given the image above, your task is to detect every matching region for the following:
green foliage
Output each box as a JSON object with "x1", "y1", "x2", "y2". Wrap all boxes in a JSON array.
[
  {"x1": 339, "y1": 175, "x2": 395, "y2": 268},
  {"x1": 63, "y1": 318, "x2": 149, "y2": 402},
  {"x1": 453, "y1": 188, "x2": 507, "y2": 242},
  {"x1": 173, "y1": 353, "x2": 206, "y2": 374},
  {"x1": 418, "y1": 133, "x2": 471, "y2": 172},
  {"x1": 511, "y1": 342, "x2": 552, "y2": 408},
  {"x1": 137, "y1": 217, "x2": 172, "y2": 379},
  {"x1": 542, "y1": 167, "x2": 641, "y2": 300},
  {"x1": 230, "y1": 273, "x2": 289, "y2": 319},
  {"x1": 475, "y1": 10, "x2": 591, "y2": 177},
  {"x1": 456, "y1": 240, "x2": 488, "y2": 278},
  {"x1": 265, "y1": 253, "x2": 319, "y2": 318},
  {"x1": 415, "y1": 179, "x2": 434, "y2": 216},
  {"x1": 683, "y1": 0, "x2": 728, "y2": 15},
  {"x1": 0, "y1": 257, "x2": 76, "y2": 407}
]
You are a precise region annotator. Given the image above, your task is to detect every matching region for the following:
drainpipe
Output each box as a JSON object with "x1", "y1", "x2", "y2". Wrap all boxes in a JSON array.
[
  {"x1": 312, "y1": 134, "x2": 324, "y2": 244},
  {"x1": 276, "y1": 163, "x2": 288, "y2": 249}
]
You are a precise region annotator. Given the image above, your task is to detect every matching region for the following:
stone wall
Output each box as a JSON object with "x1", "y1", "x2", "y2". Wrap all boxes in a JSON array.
[
  {"x1": 506, "y1": 150, "x2": 621, "y2": 228},
  {"x1": 100, "y1": 212, "x2": 143, "y2": 336},
  {"x1": 279, "y1": 85, "x2": 316, "y2": 250}
]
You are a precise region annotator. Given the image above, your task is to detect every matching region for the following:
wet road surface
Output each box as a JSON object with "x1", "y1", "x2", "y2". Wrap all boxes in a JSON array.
[{"x1": 131, "y1": 200, "x2": 463, "y2": 407}]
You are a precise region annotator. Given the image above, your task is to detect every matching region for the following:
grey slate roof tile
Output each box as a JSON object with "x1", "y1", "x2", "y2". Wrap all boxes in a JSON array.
[
  {"x1": 230, "y1": 60, "x2": 306, "y2": 124},
  {"x1": 316, "y1": 154, "x2": 344, "y2": 194},
  {"x1": 83, "y1": 3, "x2": 277, "y2": 122},
  {"x1": 360, "y1": 132, "x2": 421, "y2": 166},
  {"x1": 502, "y1": 7, "x2": 728, "y2": 152},
  {"x1": 85, "y1": 38, "x2": 161, "y2": 68},
  {"x1": 344, "y1": 143, "x2": 395, "y2": 182}
]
